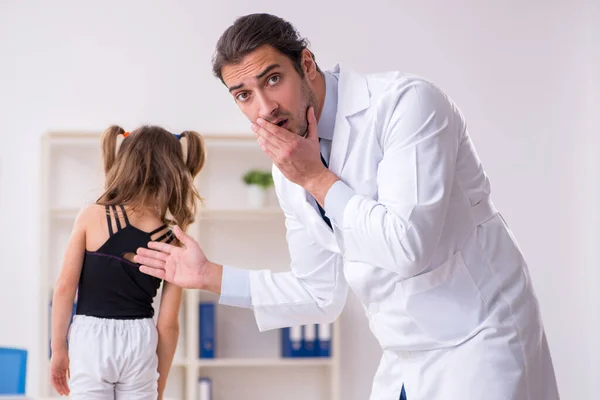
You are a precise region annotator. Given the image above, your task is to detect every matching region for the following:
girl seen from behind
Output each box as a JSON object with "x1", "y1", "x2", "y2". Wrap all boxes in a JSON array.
[{"x1": 49, "y1": 125, "x2": 206, "y2": 399}]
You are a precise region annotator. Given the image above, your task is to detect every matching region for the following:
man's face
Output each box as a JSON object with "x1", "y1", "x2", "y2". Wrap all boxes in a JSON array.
[{"x1": 221, "y1": 45, "x2": 317, "y2": 137}]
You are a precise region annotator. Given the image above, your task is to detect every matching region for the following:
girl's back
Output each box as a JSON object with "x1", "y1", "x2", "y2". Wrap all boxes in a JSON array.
[
  {"x1": 77, "y1": 203, "x2": 175, "y2": 319},
  {"x1": 49, "y1": 125, "x2": 206, "y2": 400}
]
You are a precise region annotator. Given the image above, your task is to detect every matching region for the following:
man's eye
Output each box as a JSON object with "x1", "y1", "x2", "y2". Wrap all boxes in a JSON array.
[
  {"x1": 268, "y1": 75, "x2": 280, "y2": 85},
  {"x1": 236, "y1": 92, "x2": 249, "y2": 101}
]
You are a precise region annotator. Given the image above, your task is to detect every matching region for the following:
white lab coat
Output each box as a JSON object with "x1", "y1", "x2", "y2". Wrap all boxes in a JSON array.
[{"x1": 247, "y1": 64, "x2": 560, "y2": 400}]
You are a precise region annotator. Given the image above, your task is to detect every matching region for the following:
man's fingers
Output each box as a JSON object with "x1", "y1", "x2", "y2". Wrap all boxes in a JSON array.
[
  {"x1": 305, "y1": 107, "x2": 318, "y2": 141},
  {"x1": 253, "y1": 132, "x2": 279, "y2": 162},
  {"x1": 136, "y1": 246, "x2": 169, "y2": 260},
  {"x1": 254, "y1": 127, "x2": 296, "y2": 165},
  {"x1": 261, "y1": 118, "x2": 296, "y2": 142},
  {"x1": 262, "y1": 145, "x2": 279, "y2": 164},
  {"x1": 133, "y1": 254, "x2": 166, "y2": 269},
  {"x1": 146, "y1": 240, "x2": 174, "y2": 254},
  {"x1": 254, "y1": 118, "x2": 297, "y2": 144},
  {"x1": 139, "y1": 265, "x2": 167, "y2": 280},
  {"x1": 252, "y1": 122, "x2": 283, "y2": 149},
  {"x1": 172, "y1": 225, "x2": 194, "y2": 247}
]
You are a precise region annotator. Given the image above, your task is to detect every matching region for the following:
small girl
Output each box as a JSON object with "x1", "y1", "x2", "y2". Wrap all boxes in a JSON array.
[{"x1": 49, "y1": 125, "x2": 206, "y2": 399}]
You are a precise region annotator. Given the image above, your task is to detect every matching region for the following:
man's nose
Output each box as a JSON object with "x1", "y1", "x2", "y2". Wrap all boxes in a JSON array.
[{"x1": 257, "y1": 94, "x2": 278, "y2": 121}]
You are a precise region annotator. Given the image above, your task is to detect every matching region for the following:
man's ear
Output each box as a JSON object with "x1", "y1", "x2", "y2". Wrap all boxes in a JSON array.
[{"x1": 301, "y1": 49, "x2": 318, "y2": 80}]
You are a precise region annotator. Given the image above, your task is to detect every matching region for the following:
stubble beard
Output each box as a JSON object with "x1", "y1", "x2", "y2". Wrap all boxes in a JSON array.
[{"x1": 297, "y1": 80, "x2": 317, "y2": 138}]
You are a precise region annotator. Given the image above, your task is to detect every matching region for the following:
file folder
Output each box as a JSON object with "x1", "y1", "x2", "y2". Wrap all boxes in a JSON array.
[
  {"x1": 317, "y1": 323, "x2": 332, "y2": 357},
  {"x1": 281, "y1": 327, "x2": 291, "y2": 357},
  {"x1": 290, "y1": 325, "x2": 302, "y2": 357},
  {"x1": 198, "y1": 377, "x2": 212, "y2": 400},
  {"x1": 302, "y1": 324, "x2": 317, "y2": 357},
  {"x1": 199, "y1": 302, "x2": 215, "y2": 358}
]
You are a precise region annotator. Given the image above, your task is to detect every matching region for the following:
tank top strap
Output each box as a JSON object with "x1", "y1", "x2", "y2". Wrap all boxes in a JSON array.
[
  {"x1": 105, "y1": 204, "x2": 130, "y2": 236},
  {"x1": 147, "y1": 224, "x2": 175, "y2": 244}
]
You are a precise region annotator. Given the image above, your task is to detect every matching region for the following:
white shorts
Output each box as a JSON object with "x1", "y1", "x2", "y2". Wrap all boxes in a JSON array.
[{"x1": 67, "y1": 315, "x2": 159, "y2": 400}]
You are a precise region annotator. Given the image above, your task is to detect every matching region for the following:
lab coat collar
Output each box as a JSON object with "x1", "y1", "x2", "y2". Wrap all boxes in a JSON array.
[
  {"x1": 327, "y1": 63, "x2": 370, "y2": 176},
  {"x1": 331, "y1": 63, "x2": 370, "y2": 117}
]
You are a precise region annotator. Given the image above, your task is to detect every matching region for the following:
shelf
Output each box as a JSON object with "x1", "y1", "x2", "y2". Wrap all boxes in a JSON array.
[
  {"x1": 50, "y1": 208, "x2": 80, "y2": 219},
  {"x1": 197, "y1": 207, "x2": 283, "y2": 220},
  {"x1": 49, "y1": 207, "x2": 283, "y2": 220},
  {"x1": 203, "y1": 135, "x2": 259, "y2": 149},
  {"x1": 43, "y1": 132, "x2": 102, "y2": 147},
  {"x1": 42, "y1": 132, "x2": 259, "y2": 149},
  {"x1": 172, "y1": 358, "x2": 187, "y2": 367},
  {"x1": 195, "y1": 357, "x2": 334, "y2": 368}
]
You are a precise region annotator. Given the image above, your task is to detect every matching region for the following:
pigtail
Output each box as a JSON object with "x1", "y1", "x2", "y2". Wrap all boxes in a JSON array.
[
  {"x1": 101, "y1": 125, "x2": 125, "y2": 174},
  {"x1": 179, "y1": 130, "x2": 206, "y2": 177},
  {"x1": 166, "y1": 130, "x2": 206, "y2": 231}
]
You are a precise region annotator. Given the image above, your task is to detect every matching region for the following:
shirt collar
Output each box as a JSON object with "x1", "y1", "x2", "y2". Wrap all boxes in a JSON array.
[{"x1": 316, "y1": 71, "x2": 338, "y2": 141}]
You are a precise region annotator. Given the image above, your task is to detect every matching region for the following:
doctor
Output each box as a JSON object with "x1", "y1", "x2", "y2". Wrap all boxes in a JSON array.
[{"x1": 135, "y1": 13, "x2": 560, "y2": 400}]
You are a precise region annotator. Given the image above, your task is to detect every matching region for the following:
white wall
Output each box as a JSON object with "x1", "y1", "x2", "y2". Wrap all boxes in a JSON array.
[
  {"x1": 581, "y1": 0, "x2": 600, "y2": 389},
  {"x1": 0, "y1": 0, "x2": 596, "y2": 398}
]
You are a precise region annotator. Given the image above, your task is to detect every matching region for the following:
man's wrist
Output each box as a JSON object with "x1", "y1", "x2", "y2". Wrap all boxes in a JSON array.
[
  {"x1": 305, "y1": 168, "x2": 339, "y2": 206},
  {"x1": 201, "y1": 261, "x2": 223, "y2": 294}
]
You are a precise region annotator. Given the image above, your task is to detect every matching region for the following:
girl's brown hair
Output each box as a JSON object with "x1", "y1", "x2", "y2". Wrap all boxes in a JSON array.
[{"x1": 96, "y1": 125, "x2": 206, "y2": 231}]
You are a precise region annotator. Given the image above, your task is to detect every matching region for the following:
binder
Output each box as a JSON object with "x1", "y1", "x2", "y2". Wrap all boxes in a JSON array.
[
  {"x1": 198, "y1": 377, "x2": 212, "y2": 400},
  {"x1": 281, "y1": 325, "x2": 309, "y2": 357},
  {"x1": 317, "y1": 323, "x2": 332, "y2": 357},
  {"x1": 281, "y1": 325, "x2": 303, "y2": 357},
  {"x1": 302, "y1": 324, "x2": 317, "y2": 357},
  {"x1": 289, "y1": 325, "x2": 302, "y2": 357},
  {"x1": 199, "y1": 302, "x2": 215, "y2": 358},
  {"x1": 280, "y1": 328, "x2": 291, "y2": 357}
]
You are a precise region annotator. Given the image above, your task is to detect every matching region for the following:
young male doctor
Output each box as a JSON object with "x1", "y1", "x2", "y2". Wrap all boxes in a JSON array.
[{"x1": 135, "y1": 13, "x2": 560, "y2": 400}]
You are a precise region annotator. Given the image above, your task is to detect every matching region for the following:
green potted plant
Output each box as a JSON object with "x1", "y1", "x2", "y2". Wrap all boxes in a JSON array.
[{"x1": 242, "y1": 168, "x2": 274, "y2": 208}]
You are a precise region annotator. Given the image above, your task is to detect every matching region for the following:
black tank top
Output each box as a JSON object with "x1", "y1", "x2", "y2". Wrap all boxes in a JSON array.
[{"x1": 75, "y1": 205, "x2": 175, "y2": 319}]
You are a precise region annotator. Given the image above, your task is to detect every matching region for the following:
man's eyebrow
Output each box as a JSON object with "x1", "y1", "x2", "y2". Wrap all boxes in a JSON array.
[
  {"x1": 227, "y1": 64, "x2": 281, "y2": 92},
  {"x1": 256, "y1": 64, "x2": 280, "y2": 79}
]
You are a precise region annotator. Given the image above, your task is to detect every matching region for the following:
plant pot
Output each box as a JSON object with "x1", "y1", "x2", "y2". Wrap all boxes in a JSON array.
[{"x1": 247, "y1": 185, "x2": 267, "y2": 208}]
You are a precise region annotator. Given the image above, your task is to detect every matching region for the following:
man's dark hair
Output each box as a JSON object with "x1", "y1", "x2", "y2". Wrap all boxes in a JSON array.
[{"x1": 211, "y1": 13, "x2": 321, "y2": 83}]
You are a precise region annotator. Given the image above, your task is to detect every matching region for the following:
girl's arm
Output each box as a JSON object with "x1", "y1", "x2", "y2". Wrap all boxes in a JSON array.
[
  {"x1": 50, "y1": 207, "x2": 88, "y2": 395},
  {"x1": 155, "y1": 279, "x2": 183, "y2": 398}
]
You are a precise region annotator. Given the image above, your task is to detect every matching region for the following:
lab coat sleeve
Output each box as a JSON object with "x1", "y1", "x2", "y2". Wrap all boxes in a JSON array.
[
  {"x1": 325, "y1": 80, "x2": 461, "y2": 279},
  {"x1": 241, "y1": 167, "x2": 348, "y2": 332},
  {"x1": 219, "y1": 265, "x2": 252, "y2": 308}
]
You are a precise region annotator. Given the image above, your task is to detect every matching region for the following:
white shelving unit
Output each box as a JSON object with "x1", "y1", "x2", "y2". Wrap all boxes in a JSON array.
[{"x1": 39, "y1": 131, "x2": 341, "y2": 400}]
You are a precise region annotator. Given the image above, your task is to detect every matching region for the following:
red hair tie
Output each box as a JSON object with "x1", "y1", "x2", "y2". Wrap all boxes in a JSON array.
[{"x1": 123, "y1": 131, "x2": 130, "y2": 138}]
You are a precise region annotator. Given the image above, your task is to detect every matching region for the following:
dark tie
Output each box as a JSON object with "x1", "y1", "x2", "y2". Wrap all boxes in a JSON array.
[{"x1": 317, "y1": 150, "x2": 333, "y2": 230}]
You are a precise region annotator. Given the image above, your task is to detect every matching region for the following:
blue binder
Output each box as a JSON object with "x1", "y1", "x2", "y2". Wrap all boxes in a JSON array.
[
  {"x1": 302, "y1": 324, "x2": 317, "y2": 357},
  {"x1": 317, "y1": 323, "x2": 331, "y2": 357},
  {"x1": 199, "y1": 303, "x2": 215, "y2": 358},
  {"x1": 289, "y1": 325, "x2": 302, "y2": 357},
  {"x1": 281, "y1": 325, "x2": 303, "y2": 357},
  {"x1": 280, "y1": 328, "x2": 291, "y2": 357}
]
